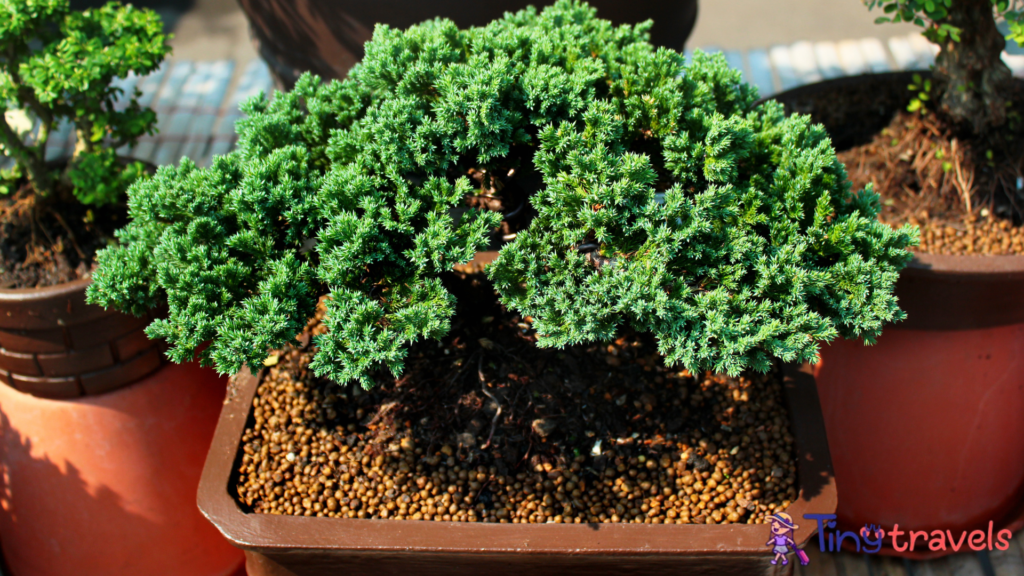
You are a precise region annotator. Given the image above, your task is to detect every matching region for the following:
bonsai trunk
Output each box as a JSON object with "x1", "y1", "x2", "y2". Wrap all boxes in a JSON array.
[
  {"x1": 932, "y1": 0, "x2": 1014, "y2": 134},
  {"x1": 0, "y1": 115, "x2": 53, "y2": 200}
]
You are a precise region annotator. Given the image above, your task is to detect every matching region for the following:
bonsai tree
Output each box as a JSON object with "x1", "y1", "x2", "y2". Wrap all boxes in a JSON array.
[
  {"x1": 0, "y1": 0, "x2": 169, "y2": 223},
  {"x1": 87, "y1": 0, "x2": 917, "y2": 387},
  {"x1": 866, "y1": 0, "x2": 1024, "y2": 134}
]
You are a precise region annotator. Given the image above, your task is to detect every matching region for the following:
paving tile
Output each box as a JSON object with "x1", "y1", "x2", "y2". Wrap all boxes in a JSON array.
[
  {"x1": 915, "y1": 557, "x2": 955, "y2": 576},
  {"x1": 887, "y1": 36, "x2": 920, "y2": 71},
  {"x1": 179, "y1": 60, "x2": 235, "y2": 163},
  {"x1": 860, "y1": 37, "x2": 893, "y2": 72},
  {"x1": 133, "y1": 61, "x2": 194, "y2": 163},
  {"x1": 871, "y1": 555, "x2": 910, "y2": 576},
  {"x1": 44, "y1": 118, "x2": 73, "y2": 162},
  {"x1": 1004, "y1": 53, "x2": 1024, "y2": 78},
  {"x1": 989, "y1": 538, "x2": 1024, "y2": 576},
  {"x1": 837, "y1": 553, "x2": 871, "y2": 576},
  {"x1": 789, "y1": 41, "x2": 823, "y2": 86},
  {"x1": 947, "y1": 552, "x2": 986, "y2": 576},
  {"x1": 906, "y1": 33, "x2": 938, "y2": 68},
  {"x1": 206, "y1": 59, "x2": 274, "y2": 165},
  {"x1": 770, "y1": 44, "x2": 800, "y2": 91},
  {"x1": 746, "y1": 48, "x2": 776, "y2": 97},
  {"x1": 813, "y1": 42, "x2": 844, "y2": 79},
  {"x1": 153, "y1": 61, "x2": 211, "y2": 166},
  {"x1": 118, "y1": 62, "x2": 169, "y2": 157},
  {"x1": 722, "y1": 50, "x2": 749, "y2": 84},
  {"x1": 837, "y1": 39, "x2": 870, "y2": 76}
]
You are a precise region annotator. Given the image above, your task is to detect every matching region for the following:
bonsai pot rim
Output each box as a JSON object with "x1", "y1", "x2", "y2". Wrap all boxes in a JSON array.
[
  {"x1": 905, "y1": 252, "x2": 1024, "y2": 277},
  {"x1": 895, "y1": 253, "x2": 1024, "y2": 329},
  {"x1": 197, "y1": 362, "x2": 835, "y2": 572},
  {"x1": 0, "y1": 277, "x2": 98, "y2": 324}
]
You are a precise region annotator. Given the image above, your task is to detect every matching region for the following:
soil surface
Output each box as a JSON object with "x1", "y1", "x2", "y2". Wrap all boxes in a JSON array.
[
  {"x1": 774, "y1": 73, "x2": 1024, "y2": 256},
  {"x1": 233, "y1": 272, "x2": 799, "y2": 525},
  {"x1": 0, "y1": 180, "x2": 126, "y2": 289}
]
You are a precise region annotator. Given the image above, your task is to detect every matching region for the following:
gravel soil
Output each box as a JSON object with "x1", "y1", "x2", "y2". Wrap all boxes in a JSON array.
[{"x1": 233, "y1": 273, "x2": 799, "y2": 525}]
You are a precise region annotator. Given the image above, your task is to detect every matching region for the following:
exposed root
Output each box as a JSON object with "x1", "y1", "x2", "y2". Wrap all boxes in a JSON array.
[
  {"x1": 838, "y1": 109, "x2": 1024, "y2": 254},
  {"x1": 478, "y1": 354, "x2": 502, "y2": 450},
  {"x1": 48, "y1": 207, "x2": 86, "y2": 260}
]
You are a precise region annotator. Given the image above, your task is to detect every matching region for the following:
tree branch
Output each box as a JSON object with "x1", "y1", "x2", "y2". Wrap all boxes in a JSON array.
[
  {"x1": 0, "y1": 107, "x2": 53, "y2": 196},
  {"x1": 5, "y1": 46, "x2": 54, "y2": 129}
]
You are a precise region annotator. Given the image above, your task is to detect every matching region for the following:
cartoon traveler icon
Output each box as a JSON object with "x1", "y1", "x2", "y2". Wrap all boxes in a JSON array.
[{"x1": 766, "y1": 512, "x2": 809, "y2": 566}]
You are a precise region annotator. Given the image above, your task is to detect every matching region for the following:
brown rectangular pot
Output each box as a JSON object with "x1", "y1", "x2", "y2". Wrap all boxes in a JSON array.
[{"x1": 197, "y1": 364, "x2": 836, "y2": 576}]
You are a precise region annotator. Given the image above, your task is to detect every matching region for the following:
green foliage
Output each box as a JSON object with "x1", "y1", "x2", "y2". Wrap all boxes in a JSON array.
[
  {"x1": 89, "y1": 1, "x2": 917, "y2": 387},
  {"x1": 1008, "y1": 10, "x2": 1024, "y2": 44},
  {"x1": 491, "y1": 50, "x2": 917, "y2": 376},
  {"x1": 865, "y1": 0, "x2": 1024, "y2": 46},
  {"x1": 0, "y1": 0, "x2": 169, "y2": 204},
  {"x1": 907, "y1": 73, "x2": 933, "y2": 113}
]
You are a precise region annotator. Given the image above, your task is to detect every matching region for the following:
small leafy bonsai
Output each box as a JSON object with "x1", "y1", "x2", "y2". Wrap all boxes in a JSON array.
[
  {"x1": 87, "y1": 1, "x2": 917, "y2": 387},
  {"x1": 0, "y1": 0, "x2": 170, "y2": 208},
  {"x1": 866, "y1": 0, "x2": 1024, "y2": 133}
]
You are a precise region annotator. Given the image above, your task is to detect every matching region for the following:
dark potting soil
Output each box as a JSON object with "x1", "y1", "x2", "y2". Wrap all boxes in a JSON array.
[
  {"x1": 232, "y1": 272, "x2": 799, "y2": 525},
  {"x1": 0, "y1": 181, "x2": 126, "y2": 289},
  {"x1": 772, "y1": 73, "x2": 1024, "y2": 256}
]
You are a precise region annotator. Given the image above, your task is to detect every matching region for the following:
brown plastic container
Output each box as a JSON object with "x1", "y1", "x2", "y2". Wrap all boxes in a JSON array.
[
  {"x1": 0, "y1": 278, "x2": 164, "y2": 399},
  {"x1": 768, "y1": 75, "x2": 1024, "y2": 557},
  {"x1": 197, "y1": 363, "x2": 836, "y2": 576},
  {"x1": 236, "y1": 0, "x2": 699, "y2": 90}
]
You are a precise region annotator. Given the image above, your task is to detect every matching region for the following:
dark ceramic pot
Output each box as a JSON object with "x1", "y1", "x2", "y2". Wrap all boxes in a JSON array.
[
  {"x1": 235, "y1": 0, "x2": 699, "y2": 90},
  {"x1": 768, "y1": 73, "x2": 1024, "y2": 558},
  {"x1": 198, "y1": 363, "x2": 835, "y2": 576}
]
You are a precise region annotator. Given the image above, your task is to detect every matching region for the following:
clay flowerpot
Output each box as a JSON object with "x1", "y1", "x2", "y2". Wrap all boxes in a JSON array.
[
  {"x1": 0, "y1": 278, "x2": 245, "y2": 575},
  {"x1": 768, "y1": 74, "x2": 1024, "y2": 557},
  {"x1": 235, "y1": 0, "x2": 699, "y2": 89},
  {"x1": 197, "y1": 364, "x2": 835, "y2": 576}
]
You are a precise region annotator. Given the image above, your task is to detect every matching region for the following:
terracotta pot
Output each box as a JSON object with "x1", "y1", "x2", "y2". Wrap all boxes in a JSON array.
[
  {"x1": 236, "y1": 0, "x2": 699, "y2": 90},
  {"x1": 197, "y1": 363, "x2": 835, "y2": 576},
  {"x1": 0, "y1": 279, "x2": 244, "y2": 575},
  {"x1": 769, "y1": 74, "x2": 1024, "y2": 557},
  {"x1": 0, "y1": 278, "x2": 165, "y2": 398},
  {"x1": 0, "y1": 157, "x2": 164, "y2": 399}
]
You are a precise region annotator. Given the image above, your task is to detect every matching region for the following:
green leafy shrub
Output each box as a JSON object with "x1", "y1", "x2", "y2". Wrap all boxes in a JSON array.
[
  {"x1": 0, "y1": 0, "x2": 169, "y2": 202},
  {"x1": 87, "y1": 0, "x2": 918, "y2": 387}
]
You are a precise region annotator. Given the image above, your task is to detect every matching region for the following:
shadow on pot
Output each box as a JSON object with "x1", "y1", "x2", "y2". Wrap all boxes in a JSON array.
[{"x1": 0, "y1": 407, "x2": 159, "y2": 576}]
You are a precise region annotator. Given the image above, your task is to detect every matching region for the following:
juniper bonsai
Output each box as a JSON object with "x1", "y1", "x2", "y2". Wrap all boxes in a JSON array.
[
  {"x1": 866, "y1": 0, "x2": 1024, "y2": 133},
  {"x1": 87, "y1": 0, "x2": 918, "y2": 387},
  {"x1": 0, "y1": 0, "x2": 169, "y2": 204}
]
